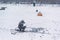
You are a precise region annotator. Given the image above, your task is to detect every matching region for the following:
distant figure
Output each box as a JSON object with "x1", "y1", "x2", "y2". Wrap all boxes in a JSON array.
[
  {"x1": 33, "y1": 1, "x2": 36, "y2": 7},
  {"x1": 18, "y1": 20, "x2": 26, "y2": 32},
  {"x1": 33, "y1": 2, "x2": 35, "y2": 7}
]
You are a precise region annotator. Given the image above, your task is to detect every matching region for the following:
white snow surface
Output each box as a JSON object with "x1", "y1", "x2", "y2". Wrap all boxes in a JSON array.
[{"x1": 0, "y1": 4, "x2": 60, "y2": 40}]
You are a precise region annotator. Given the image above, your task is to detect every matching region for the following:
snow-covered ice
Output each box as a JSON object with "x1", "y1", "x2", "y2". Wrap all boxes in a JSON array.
[{"x1": 0, "y1": 4, "x2": 60, "y2": 40}]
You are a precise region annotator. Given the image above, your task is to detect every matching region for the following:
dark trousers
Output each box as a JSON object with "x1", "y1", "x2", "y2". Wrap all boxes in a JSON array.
[{"x1": 19, "y1": 26, "x2": 26, "y2": 32}]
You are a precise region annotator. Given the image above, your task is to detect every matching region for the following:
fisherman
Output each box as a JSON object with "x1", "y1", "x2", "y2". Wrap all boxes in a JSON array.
[{"x1": 18, "y1": 20, "x2": 26, "y2": 32}]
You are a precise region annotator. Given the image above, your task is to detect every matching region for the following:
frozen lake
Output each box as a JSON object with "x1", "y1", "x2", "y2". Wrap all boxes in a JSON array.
[{"x1": 0, "y1": 4, "x2": 60, "y2": 40}]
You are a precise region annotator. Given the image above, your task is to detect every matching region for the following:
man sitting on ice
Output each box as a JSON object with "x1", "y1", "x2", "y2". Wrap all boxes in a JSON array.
[{"x1": 18, "y1": 20, "x2": 26, "y2": 32}]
